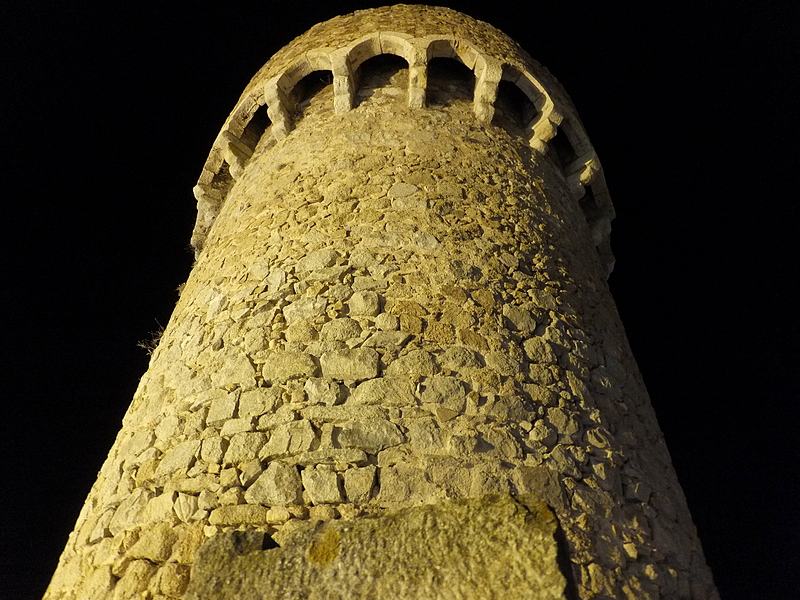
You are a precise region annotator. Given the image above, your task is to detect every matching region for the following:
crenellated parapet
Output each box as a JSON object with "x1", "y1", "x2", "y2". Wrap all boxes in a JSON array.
[{"x1": 191, "y1": 6, "x2": 614, "y2": 273}]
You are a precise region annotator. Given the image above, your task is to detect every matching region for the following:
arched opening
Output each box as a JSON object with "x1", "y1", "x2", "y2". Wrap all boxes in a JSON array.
[
  {"x1": 290, "y1": 70, "x2": 334, "y2": 119},
  {"x1": 240, "y1": 104, "x2": 272, "y2": 153},
  {"x1": 579, "y1": 184, "x2": 599, "y2": 215},
  {"x1": 209, "y1": 160, "x2": 234, "y2": 199},
  {"x1": 354, "y1": 54, "x2": 408, "y2": 106},
  {"x1": 426, "y1": 57, "x2": 474, "y2": 106},
  {"x1": 493, "y1": 79, "x2": 538, "y2": 136},
  {"x1": 549, "y1": 128, "x2": 578, "y2": 171}
]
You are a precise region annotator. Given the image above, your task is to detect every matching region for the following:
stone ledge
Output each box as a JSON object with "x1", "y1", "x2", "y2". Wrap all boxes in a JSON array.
[{"x1": 186, "y1": 494, "x2": 567, "y2": 600}]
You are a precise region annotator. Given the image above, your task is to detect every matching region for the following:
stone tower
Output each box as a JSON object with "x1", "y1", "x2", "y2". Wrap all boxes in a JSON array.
[{"x1": 44, "y1": 6, "x2": 718, "y2": 600}]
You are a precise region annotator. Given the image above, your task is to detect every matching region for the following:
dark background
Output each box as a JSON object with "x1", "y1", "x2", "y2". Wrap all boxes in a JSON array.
[{"x1": 2, "y1": 2, "x2": 798, "y2": 598}]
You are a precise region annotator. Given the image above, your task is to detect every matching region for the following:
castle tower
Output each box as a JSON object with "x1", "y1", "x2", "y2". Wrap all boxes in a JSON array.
[{"x1": 44, "y1": 6, "x2": 718, "y2": 599}]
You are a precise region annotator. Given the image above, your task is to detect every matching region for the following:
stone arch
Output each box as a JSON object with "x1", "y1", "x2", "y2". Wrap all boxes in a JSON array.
[
  {"x1": 239, "y1": 103, "x2": 273, "y2": 152},
  {"x1": 500, "y1": 64, "x2": 561, "y2": 151},
  {"x1": 425, "y1": 37, "x2": 481, "y2": 69},
  {"x1": 347, "y1": 34, "x2": 416, "y2": 73},
  {"x1": 352, "y1": 53, "x2": 410, "y2": 107},
  {"x1": 288, "y1": 70, "x2": 335, "y2": 119},
  {"x1": 425, "y1": 55, "x2": 475, "y2": 106},
  {"x1": 347, "y1": 34, "x2": 423, "y2": 108}
]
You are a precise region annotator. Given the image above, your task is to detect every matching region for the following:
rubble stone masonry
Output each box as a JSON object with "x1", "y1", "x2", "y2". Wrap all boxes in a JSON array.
[{"x1": 44, "y1": 6, "x2": 718, "y2": 599}]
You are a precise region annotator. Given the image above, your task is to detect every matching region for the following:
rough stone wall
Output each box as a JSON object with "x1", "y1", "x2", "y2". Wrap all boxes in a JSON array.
[
  {"x1": 44, "y1": 6, "x2": 717, "y2": 600},
  {"x1": 185, "y1": 495, "x2": 567, "y2": 600}
]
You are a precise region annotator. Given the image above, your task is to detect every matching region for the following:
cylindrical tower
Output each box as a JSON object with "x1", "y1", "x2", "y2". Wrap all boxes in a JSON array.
[{"x1": 45, "y1": 6, "x2": 718, "y2": 599}]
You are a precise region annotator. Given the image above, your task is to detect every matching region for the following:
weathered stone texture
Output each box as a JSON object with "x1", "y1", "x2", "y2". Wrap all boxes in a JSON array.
[
  {"x1": 43, "y1": 5, "x2": 718, "y2": 600},
  {"x1": 186, "y1": 495, "x2": 567, "y2": 600}
]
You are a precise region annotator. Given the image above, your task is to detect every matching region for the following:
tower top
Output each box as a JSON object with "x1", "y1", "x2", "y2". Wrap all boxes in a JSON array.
[{"x1": 191, "y1": 4, "x2": 615, "y2": 272}]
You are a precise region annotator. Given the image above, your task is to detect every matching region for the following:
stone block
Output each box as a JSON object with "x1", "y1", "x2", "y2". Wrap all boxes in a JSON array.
[
  {"x1": 157, "y1": 562, "x2": 191, "y2": 596},
  {"x1": 109, "y1": 488, "x2": 152, "y2": 535},
  {"x1": 304, "y1": 377, "x2": 342, "y2": 405},
  {"x1": 385, "y1": 348, "x2": 439, "y2": 378},
  {"x1": 239, "y1": 387, "x2": 281, "y2": 418},
  {"x1": 114, "y1": 559, "x2": 157, "y2": 597},
  {"x1": 338, "y1": 418, "x2": 405, "y2": 454},
  {"x1": 362, "y1": 330, "x2": 411, "y2": 347},
  {"x1": 351, "y1": 376, "x2": 416, "y2": 407},
  {"x1": 388, "y1": 182, "x2": 419, "y2": 198},
  {"x1": 244, "y1": 462, "x2": 303, "y2": 506},
  {"x1": 296, "y1": 248, "x2": 340, "y2": 272},
  {"x1": 285, "y1": 320, "x2": 318, "y2": 343},
  {"x1": 128, "y1": 522, "x2": 177, "y2": 563},
  {"x1": 262, "y1": 350, "x2": 319, "y2": 381},
  {"x1": 223, "y1": 432, "x2": 267, "y2": 465},
  {"x1": 207, "y1": 394, "x2": 237, "y2": 426},
  {"x1": 484, "y1": 351, "x2": 521, "y2": 376},
  {"x1": 286, "y1": 449, "x2": 368, "y2": 468},
  {"x1": 302, "y1": 404, "x2": 387, "y2": 423},
  {"x1": 502, "y1": 304, "x2": 537, "y2": 332},
  {"x1": 210, "y1": 351, "x2": 257, "y2": 389},
  {"x1": 156, "y1": 440, "x2": 200, "y2": 477},
  {"x1": 208, "y1": 504, "x2": 269, "y2": 526},
  {"x1": 320, "y1": 348, "x2": 379, "y2": 381},
  {"x1": 301, "y1": 467, "x2": 343, "y2": 504},
  {"x1": 201, "y1": 437, "x2": 228, "y2": 464},
  {"x1": 321, "y1": 318, "x2": 362, "y2": 341},
  {"x1": 523, "y1": 337, "x2": 557, "y2": 364},
  {"x1": 186, "y1": 496, "x2": 567, "y2": 600},
  {"x1": 155, "y1": 415, "x2": 181, "y2": 441},
  {"x1": 374, "y1": 313, "x2": 399, "y2": 330},
  {"x1": 240, "y1": 459, "x2": 263, "y2": 488},
  {"x1": 420, "y1": 376, "x2": 466, "y2": 411},
  {"x1": 348, "y1": 290, "x2": 380, "y2": 316},
  {"x1": 342, "y1": 466, "x2": 377, "y2": 508},
  {"x1": 439, "y1": 345, "x2": 481, "y2": 370},
  {"x1": 283, "y1": 297, "x2": 328, "y2": 323},
  {"x1": 260, "y1": 420, "x2": 317, "y2": 458},
  {"x1": 220, "y1": 417, "x2": 254, "y2": 437},
  {"x1": 406, "y1": 419, "x2": 445, "y2": 454}
]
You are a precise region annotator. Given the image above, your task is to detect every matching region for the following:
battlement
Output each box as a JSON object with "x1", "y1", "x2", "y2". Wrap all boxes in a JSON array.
[{"x1": 191, "y1": 5, "x2": 614, "y2": 272}]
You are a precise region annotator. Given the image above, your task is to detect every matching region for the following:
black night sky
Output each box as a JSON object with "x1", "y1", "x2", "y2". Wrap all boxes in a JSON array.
[{"x1": 2, "y1": 2, "x2": 798, "y2": 598}]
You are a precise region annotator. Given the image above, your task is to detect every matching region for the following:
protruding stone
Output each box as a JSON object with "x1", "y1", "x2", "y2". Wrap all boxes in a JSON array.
[
  {"x1": 223, "y1": 432, "x2": 267, "y2": 465},
  {"x1": 244, "y1": 462, "x2": 303, "y2": 506},
  {"x1": 156, "y1": 440, "x2": 200, "y2": 477},
  {"x1": 338, "y1": 419, "x2": 405, "y2": 454},
  {"x1": 320, "y1": 348, "x2": 379, "y2": 381},
  {"x1": 301, "y1": 467, "x2": 343, "y2": 504},
  {"x1": 262, "y1": 351, "x2": 319, "y2": 381},
  {"x1": 321, "y1": 318, "x2": 362, "y2": 341},
  {"x1": 304, "y1": 377, "x2": 342, "y2": 406},
  {"x1": 260, "y1": 420, "x2": 317, "y2": 458},
  {"x1": 351, "y1": 376, "x2": 415, "y2": 407},
  {"x1": 207, "y1": 394, "x2": 238, "y2": 426},
  {"x1": 297, "y1": 248, "x2": 340, "y2": 272},
  {"x1": 348, "y1": 291, "x2": 380, "y2": 316},
  {"x1": 128, "y1": 522, "x2": 177, "y2": 563},
  {"x1": 174, "y1": 493, "x2": 199, "y2": 523},
  {"x1": 420, "y1": 376, "x2": 466, "y2": 411},
  {"x1": 502, "y1": 304, "x2": 537, "y2": 332},
  {"x1": 283, "y1": 297, "x2": 328, "y2": 323},
  {"x1": 386, "y1": 348, "x2": 438, "y2": 378},
  {"x1": 523, "y1": 338, "x2": 557, "y2": 364},
  {"x1": 343, "y1": 465, "x2": 376, "y2": 504}
]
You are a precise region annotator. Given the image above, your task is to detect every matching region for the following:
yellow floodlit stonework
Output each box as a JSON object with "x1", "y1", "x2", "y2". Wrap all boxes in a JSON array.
[{"x1": 44, "y1": 6, "x2": 717, "y2": 599}]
